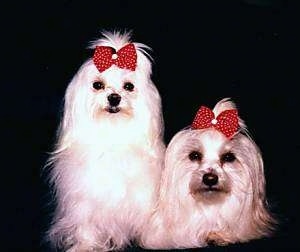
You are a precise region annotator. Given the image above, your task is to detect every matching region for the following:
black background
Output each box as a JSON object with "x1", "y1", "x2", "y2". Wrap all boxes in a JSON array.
[{"x1": 2, "y1": 0, "x2": 299, "y2": 251}]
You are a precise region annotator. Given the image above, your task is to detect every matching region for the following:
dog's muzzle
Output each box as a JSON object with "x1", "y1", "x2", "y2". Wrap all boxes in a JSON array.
[{"x1": 107, "y1": 93, "x2": 121, "y2": 113}]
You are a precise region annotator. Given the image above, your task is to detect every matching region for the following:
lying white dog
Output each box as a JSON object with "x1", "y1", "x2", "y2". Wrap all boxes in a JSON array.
[{"x1": 140, "y1": 98, "x2": 276, "y2": 249}]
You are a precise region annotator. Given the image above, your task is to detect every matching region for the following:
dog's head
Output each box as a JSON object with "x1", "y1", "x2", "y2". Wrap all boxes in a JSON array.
[
  {"x1": 166, "y1": 127, "x2": 261, "y2": 205},
  {"x1": 57, "y1": 31, "x2": 163, "y2": 147},
  {"x1": 160, "y1": 98, "x2": 275, "y2": 240}
]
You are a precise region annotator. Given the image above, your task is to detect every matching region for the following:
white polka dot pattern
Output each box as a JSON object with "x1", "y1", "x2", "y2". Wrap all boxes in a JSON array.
[
  {"x1": 93, "y1": 43, "x2": 137, "y2": 73},
  {"x1": 191, "y1": 106, "x2": 239, "y2": 138}
]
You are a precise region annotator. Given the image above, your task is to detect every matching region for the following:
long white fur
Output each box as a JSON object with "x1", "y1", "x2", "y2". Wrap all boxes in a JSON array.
[
  {"x1": 139, "y1": 98, "x2": 276, "y2": 249},
  {"x1": 46, "y1": 31, "x2": 165, "y2": 251}
]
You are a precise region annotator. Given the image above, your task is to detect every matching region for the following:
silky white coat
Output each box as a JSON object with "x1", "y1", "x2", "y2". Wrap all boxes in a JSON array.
[
  {"x1": 46, "y1": 31, "x2": 165, "y2": 251},
  {"x1": 140, "y1": 98, "x2": 276, "y2": 249}
]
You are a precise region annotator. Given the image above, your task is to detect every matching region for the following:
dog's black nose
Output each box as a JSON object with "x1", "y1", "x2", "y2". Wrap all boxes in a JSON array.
[
  {"x1": 108, "y1": 93, "x2": 121, "y2": 106},
  {"x1": 202, "y1": 173, "x2": 218, "y2": 186}
]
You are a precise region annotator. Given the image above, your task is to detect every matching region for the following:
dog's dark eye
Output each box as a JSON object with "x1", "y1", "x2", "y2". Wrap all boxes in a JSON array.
[
  {"x1": 93, "y1": 81, "x2": 105, "y2": 90},
  {"x1": 189, "y1": 151, "x2": 202, "y2": 161},
  {"x1": 220, "y1": 152, "x2": 236, "y2": 163},
  {"x1": 123, "y1": 82, "x2": 134, "y2": 92}
]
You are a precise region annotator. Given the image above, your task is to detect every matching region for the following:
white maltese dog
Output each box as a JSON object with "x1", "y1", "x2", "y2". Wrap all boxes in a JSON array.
[
  {"x1": 46, "y1": 31, "x2": 165, "y2": 251},
  {"x1": 140, "y1": 98, "x2": 276, "y2": 249}
]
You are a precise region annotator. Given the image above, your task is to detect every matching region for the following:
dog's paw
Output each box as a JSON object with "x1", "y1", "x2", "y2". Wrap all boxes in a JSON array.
[{"x1": 206, "y1": 231, "x2": 231, "y2": 246}]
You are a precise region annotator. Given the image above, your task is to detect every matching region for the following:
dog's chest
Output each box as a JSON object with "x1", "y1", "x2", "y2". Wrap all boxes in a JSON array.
[{"x1": 81, "y1": 149, "x2": 155, "y2": 206}]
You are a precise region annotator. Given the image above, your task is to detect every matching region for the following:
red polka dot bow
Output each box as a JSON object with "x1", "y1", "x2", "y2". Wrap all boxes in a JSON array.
[
  {"x1": 191, "y1": 106, "x2": 239, "y2": 138},
  {"x1": 93, "y1": 43, "x2": 137, "y2": 73}
]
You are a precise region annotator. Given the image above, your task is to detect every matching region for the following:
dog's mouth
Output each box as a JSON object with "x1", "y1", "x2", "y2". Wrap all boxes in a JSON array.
[
  {"x1": 105, "y1": 106, "x2": 121, "y2": 114},
  {"x1": 190, "y1": 186, "x2": 229, "y2": 204},
  {"x1": 194, "y1": 185, "x2": 226, "y2": 194},
  {"x1": 203, "y1": 186, "x2": 223, "y2": 192},
  {"x1": 190, "y1": 182, "x2": 230, "y2": 203}
]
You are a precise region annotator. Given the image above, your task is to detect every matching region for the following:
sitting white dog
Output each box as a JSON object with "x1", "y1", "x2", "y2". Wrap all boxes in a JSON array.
[
  {"x1": 140, "y1": 98, "x2": 276, "y2": 249},
  {"x1": 46, "y1": 31, "x2": 165, "y2": 251}
]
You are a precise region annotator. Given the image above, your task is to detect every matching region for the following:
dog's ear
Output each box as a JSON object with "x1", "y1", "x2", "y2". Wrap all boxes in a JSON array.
[
  {"x1": 236, "y1": 134, "x2": 276, "y2": 237},
  {"x1": 232, "y1": 134, "x2": 265, "y2": 200},
  {"x1": 159, "y1": 130, "x2": 196, "y2": 221},
  {"x1": 56, "y1": 61, "x2": 93, "y2": 149},
  {"x1": 243, "y1": 135, "x2": 265, "y2": 199}
]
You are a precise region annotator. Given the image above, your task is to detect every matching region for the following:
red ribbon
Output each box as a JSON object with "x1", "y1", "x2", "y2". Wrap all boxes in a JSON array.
[
  {"x1": 93, "y1": 43, "x2": 137, "y2": 72},
  {"x1": 191, "y1": 106, "x2": 239, "y2": 138}
]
